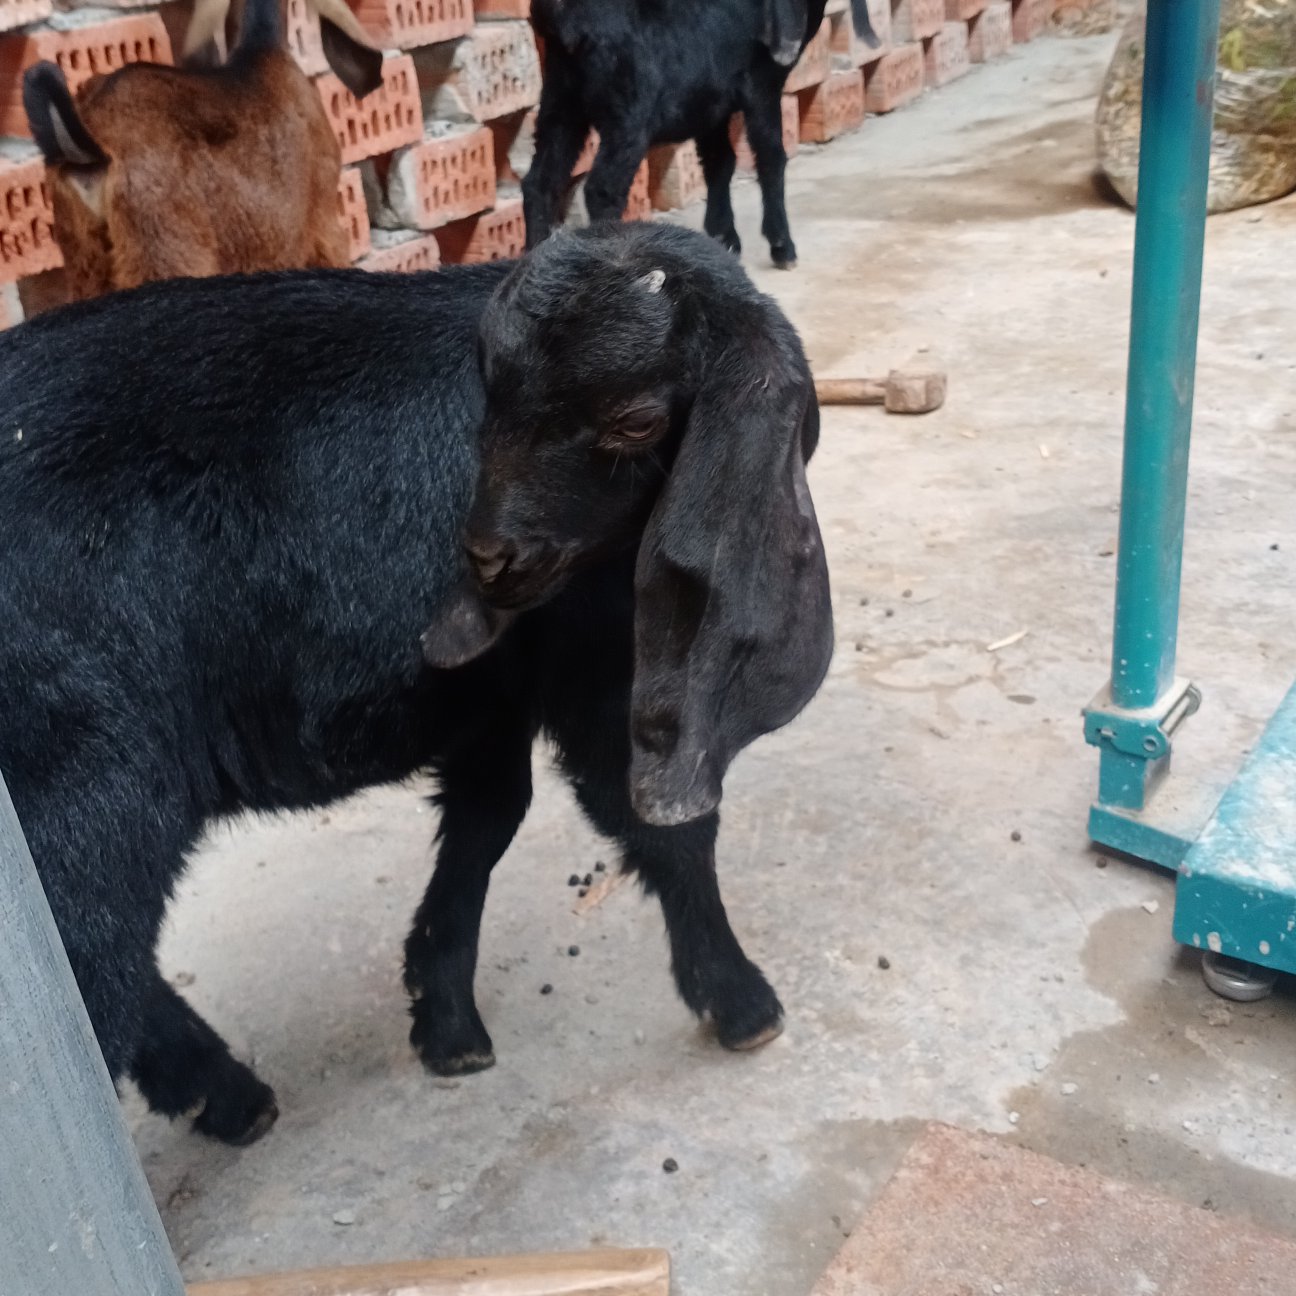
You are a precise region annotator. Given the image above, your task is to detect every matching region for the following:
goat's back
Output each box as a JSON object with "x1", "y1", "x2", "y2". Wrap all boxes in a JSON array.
[
  {"x1": 0, "y1": 265, "x2": 507, "y2": 810},
  {"x1": 53, "y1": 51, "x2": 347, "y2": 298}
]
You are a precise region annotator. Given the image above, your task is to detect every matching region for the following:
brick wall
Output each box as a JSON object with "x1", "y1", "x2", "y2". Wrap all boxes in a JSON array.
[{"x1": 0, "y1": 0, "x2": 1041, "y2": 327}]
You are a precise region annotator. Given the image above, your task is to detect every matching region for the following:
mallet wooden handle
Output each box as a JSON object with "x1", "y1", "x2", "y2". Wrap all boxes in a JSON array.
[
  {"x1": 813, "y1": 377, "x2": 887, "y2": 405},
  {"x1": 187, "y1": 1249, "x2": 671, "y2": 1296}
]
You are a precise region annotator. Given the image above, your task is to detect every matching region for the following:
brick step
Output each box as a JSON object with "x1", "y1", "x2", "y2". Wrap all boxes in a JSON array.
[
  {"x1": 647, "y1": 140, "x2": 704, "y2": 212},
  {"x1": 0, "y1": 11, "x2": 171, "y2": 139},
  {"x1": 372, "y1": 123, "x2": 496, "y2": 230},
  {"x1": 316, "y1": 52, "x2": 421, "y2": 165},
  {"x1": 923, "y1": 21, "x2": 969, "y2": 87},
  {"x1": 436, "y1": 192, "x2": 525, "y2": 262},
  {"x1": 414, "y1": 19, "x2": 541, "y2": 124},
  {"x1": 350, "y1": 0, "x2": 473, "y2": 52},
  {"x1": 864, "y1": 42, "x2": 924, "y2": 112},
  {"x1": 967, "y1": 1, "x2": 1012, "y2": 60},
  {"x1": 337, "y1": 165, "x2": 371, "y2": 261},
  {"x1": 798, "y1": 67, "x2": 865, "y2": 143},
  {"x1": 359, "y1": 228, "x2": 442, "y2": 272},
  {"x1": 890, "y1": 0, "x2": 944, "y2": 43},
  {"x1": 0, "y1": 148, "x2": 61, "y2": 284}
]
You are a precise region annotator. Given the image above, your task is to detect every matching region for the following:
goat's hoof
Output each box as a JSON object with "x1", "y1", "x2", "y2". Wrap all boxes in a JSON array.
[
  {"x1": 708, "y1": 975, "x2": 785, "y2": 1052},
  {"x1": 724, "y1": 1017, "x2": 785, "y2": 1051},
  {"x1": 422, "y1": 1048, "x2": 497, "y2": 1077},
  {"x1": 770, "y1": 243, "x2": 798, "y2": 270},
  {"x1": 410, "y1": 1009, "x2": 496, "y2": 1077},
  {"x1": 192, "y1": 1079, "x2": 279, "y2": 1146}
]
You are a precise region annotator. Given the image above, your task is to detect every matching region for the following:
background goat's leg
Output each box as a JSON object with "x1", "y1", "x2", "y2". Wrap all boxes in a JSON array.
[
  {"x1": 581, "y1": 130, "x2": 650, "y2": 226},
  {"x1": 697, "y1": 126, "x2": 741, "y2": 256},
  {"x1": 405, "y1": 722, "x2": 534, "y2": 1075},
  {"x1": 743, "y1": 86, "x2": 797, "y2": 268},
  {"x1": 131, "y1": 971, "x2": 278, "y2": 1146},
  {"x1": 547, "y1": 698, "x2": 784, "y2": 1052},
  {"x1": 522, "y1": 57, "x2": 591, "y2": 249}
]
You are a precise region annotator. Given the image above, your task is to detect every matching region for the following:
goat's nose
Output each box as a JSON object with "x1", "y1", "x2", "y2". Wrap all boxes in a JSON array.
[{"x1": 465, "y1": 539, "x2": 514, "y2": 585}]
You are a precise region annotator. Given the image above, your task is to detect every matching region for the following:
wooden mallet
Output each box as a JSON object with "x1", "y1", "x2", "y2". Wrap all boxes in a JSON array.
[{"x1": 814, "y1": 368, "x2": 947, "y2": 414}]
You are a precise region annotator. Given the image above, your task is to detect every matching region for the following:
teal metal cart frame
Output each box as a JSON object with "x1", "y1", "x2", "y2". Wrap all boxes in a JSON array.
[{"x1": 1084, "y1": 0, "x2": 1296, "y2": 995}]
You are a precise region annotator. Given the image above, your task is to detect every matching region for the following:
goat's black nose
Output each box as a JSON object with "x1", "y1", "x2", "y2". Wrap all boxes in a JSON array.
[{"x1": 465, "y1": 539, "x2": 514, "y2": 585}]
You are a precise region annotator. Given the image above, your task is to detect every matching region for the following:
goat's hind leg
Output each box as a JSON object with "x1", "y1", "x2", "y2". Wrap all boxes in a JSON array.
[
  {"x1": 522, "y1": 52, "x2": 591, "y2": 248},
  {"x1": 743, "y1": 85, "x2": 797, "y2": 268},
  {"x1": 581, "y1": 127, "x2": 651, "y2": 226},
  {"x1": 405, "y1": 720, "x2": 534, "y2": 1076},
  {"x1": 132, "y1": 970, "x2": 279, "y2": 1146},
  {"x1": 698, "y1": 125, "x2": 741, "y2": 256}
]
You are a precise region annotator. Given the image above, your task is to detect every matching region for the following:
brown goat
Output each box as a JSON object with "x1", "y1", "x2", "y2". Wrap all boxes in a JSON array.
[{"x1": 21, "y1": 0, "x2": 381, "y2": 300}]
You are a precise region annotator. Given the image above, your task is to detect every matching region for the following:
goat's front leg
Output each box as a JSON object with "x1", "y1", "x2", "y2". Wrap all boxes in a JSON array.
[
  {"x1": 549, "y1": 709, "x2": 783, "y2": 1051},
  {"x1": 405, "y1": 727, "x2": 533, "y2": 1075},
  {"x1": 743, "y1": 87, "x2": 797, "y2": 268},
  {"x1": 697, "y1": 125, "x2": 741, "y2": 256},
  {"x1": 581, "y1": 128, "x2": 651, "y2": 225},
  {"x1": 521, "y1": 54, "x2": 590, "y2": 248}
]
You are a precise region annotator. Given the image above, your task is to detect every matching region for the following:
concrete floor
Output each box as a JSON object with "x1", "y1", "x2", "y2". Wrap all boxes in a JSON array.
[{"x1": 132, "y1": 31, "x2": 1296, "y2": 1296}]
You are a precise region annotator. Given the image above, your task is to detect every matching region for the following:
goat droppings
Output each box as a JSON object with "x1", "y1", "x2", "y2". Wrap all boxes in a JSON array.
[{"x1": 662, "y1": 1158, "x2": 679, "y2": 1174}]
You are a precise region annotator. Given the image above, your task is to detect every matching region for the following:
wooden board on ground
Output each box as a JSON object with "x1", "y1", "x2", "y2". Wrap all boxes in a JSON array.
[
  {"x1": 812, "y1": 1123, "x2": 1296, "y2": 1294},
  {"x1": 189, "y1": 1249, "x2": 670, "y2": 1296}
]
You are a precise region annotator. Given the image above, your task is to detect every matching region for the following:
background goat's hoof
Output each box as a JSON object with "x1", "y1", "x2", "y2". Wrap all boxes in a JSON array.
[
  {"x1": 712, "y1": 229, "x2": 742, "y2": 256},
  {"x1": 192, "y1": 1076, "x2": 279, "y2": 1146},
  {"x1": 410, "y1": 1012, "x2": 497, "y2": 1077},
  {"x1": 709, "y1": 978, "x2": 785, "y2": 1052},
  {"x1": 769, "y1": 242, "x2": 798, "y2": 270}
]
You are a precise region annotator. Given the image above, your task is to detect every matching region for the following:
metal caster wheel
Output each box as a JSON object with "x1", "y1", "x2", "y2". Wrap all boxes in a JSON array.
[{"x1": 1201, "y1": 951, "x2": 1277, "y2": 1003}]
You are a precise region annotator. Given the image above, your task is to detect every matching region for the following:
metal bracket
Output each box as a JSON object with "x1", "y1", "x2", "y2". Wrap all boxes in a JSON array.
[{"x1": 1083, "y1": 677, "x2": 1202, "y2": 761}]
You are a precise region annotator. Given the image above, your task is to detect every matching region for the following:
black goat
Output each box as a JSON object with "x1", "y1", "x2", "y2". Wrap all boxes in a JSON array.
[
  {"x1": 0, "y1": 222, "x2": 833, "y2": 1146},
  {"x1": 522, "y1": 0, "x2": 877, "y2": 268}
]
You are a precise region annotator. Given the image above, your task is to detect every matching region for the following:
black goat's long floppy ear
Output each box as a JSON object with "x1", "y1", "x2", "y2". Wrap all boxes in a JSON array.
[
  {"x1": 761, "y1": 0, "x2": 809, "y2": 65},
  {"x1": 629, "y1": 339, "x2": 834, "y2": 827}
]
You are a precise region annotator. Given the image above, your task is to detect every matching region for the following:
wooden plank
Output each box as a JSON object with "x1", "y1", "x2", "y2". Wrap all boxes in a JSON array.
[
  {"x1": 188, "y1": 1249, "x2": 671, "y2": 1296},
  {"x1": 0, "y1": 772, "x2": 189, "y2": 1296}
]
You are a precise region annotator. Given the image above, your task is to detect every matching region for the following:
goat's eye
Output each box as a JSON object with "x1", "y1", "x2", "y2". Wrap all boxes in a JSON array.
[{"x1": 596, "y1": 411, "x2": 664, "y2": 452}]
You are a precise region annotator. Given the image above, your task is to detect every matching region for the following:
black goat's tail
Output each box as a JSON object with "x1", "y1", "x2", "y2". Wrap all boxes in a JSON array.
[
  {"x1": 180, "y1": 0, "x2": 280, "y2": 66},
  {"x1": 229, "y1": 0, "x2": 285, "y2": 60},
  {"x1": 849, "y1": 0, "x2": 883, "y2": 48}
]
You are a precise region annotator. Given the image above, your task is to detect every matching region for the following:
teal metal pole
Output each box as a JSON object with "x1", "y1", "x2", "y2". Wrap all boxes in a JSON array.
[
  {"x1": 1085, "y1": 0, "x2": 1219, "y2": 862},
  {"x1": 1109, "y1": 0, "x2": 1220, "y2": 710}
]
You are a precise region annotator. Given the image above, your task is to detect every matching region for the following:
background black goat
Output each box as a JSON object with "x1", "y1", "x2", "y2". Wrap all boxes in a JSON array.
[
  {"x1": 0, "y1": 222, "x2": 832, "y2": 1147},
  {"x1": 522, "y1": 0, "x2": 878, "y2": 268}
]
